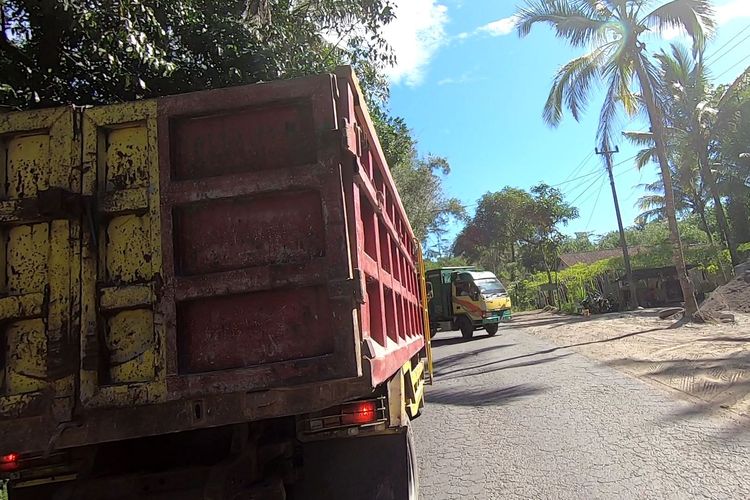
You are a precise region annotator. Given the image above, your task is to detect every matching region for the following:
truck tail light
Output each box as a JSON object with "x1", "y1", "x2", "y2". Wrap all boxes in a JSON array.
[
  {"x1": 301, "y1": 397, "x2": 386, "y2": 434},
  {"x1": 1, "y1": 452, "x2": 19, "y2": 471},
  {"x1": 341, "y1": 401, "x2": 377, "y2": 425}
]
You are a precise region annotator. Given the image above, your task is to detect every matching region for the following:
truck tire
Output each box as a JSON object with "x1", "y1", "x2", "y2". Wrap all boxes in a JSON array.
[
  {"x1": 458, "y1": 316, "x2": 474, "y2": 340},
  {"x1": 292, "y1": 425, "x2": 419, "y2": 500},
  {"x1": 406, "y1": 423, "x2": 419, "y2": 500},
  {"x1": 485, "y1": 323, "x2": 499, "y2": 336}
]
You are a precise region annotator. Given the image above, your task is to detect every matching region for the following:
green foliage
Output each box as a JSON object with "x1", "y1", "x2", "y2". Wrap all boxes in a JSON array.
[
  {"x1": 454, "y1": 183, "x2": 578, "y2": 283},
  {"x1": 424, "y1": 255, "x2": 469, "y2": 271},
  {"x1": 511, "y1": 258, "x2": 622, "y2": 312},
  {"x1": 560, "y1": 233, "x2": 596, "y2": 254},
  {"x1": 454, "y1": 187, "x2": 535, "y2": 276},
  {"x1": 0, "y1": 0, "x2": 395, "y2": 107}
]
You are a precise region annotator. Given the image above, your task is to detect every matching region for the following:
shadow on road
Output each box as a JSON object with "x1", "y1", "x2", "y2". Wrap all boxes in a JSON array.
[
  {"x1": 508, "y1": 315, "x2": 587, "y2": 329},
  {"x1": 436, "y1": 353, "x2": 572, "y2": 381},
  {"x1": 427, "y1": 384, "x2": 544, "y2": 407},
  {"x1": 433, "y1": 344, "x2": 515, "y2": 373},
  {"x1": 605, "y1": 353, "x2": 750, "y2": 421},
  {"x1": 436, "y1": 326, "x2": 670, "y2": 380},
  {"x1": 432, "y1": 335, "x2": 497, "y2": 347}
]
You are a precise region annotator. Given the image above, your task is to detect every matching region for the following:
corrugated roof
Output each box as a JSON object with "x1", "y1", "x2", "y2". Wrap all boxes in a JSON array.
[{"x1": 558, "y1": 246, "x2": 646, "y2": 268}]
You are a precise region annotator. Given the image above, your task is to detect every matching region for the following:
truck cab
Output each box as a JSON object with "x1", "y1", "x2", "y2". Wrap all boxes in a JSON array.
[{"x1": 427, "y1": 268, "x2": 512, "y2": 340}]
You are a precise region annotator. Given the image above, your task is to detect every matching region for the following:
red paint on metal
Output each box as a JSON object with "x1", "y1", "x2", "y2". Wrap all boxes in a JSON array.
[
  {"x1": 173, "y1": 190, "x2": 325, "y2": 276},
  {"x1": 170, "y1": 102, "x2": 316, "y2": 180},
  {"x1": 177, "y1": 286, "x2": 334, "y2": 374}
]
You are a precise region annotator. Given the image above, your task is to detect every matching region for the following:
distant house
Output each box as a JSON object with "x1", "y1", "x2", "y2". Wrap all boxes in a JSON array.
[{"x1": 558, "y1": 246, "x2": 646, "y2": 270}]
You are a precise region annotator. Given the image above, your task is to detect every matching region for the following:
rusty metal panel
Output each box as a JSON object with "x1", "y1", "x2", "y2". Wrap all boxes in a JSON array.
[
  {"x1": 80, "y1": 101, "x2": 166, "y2": 408},
  {"x1": 158, "y1": 74, "x2": 362, "y2": 395},
  {"x1": 173, "y1": 190, "x2": 325, "y2": 276},
  {"x1": 0, "y1": 107, "x2": 79, "y2": 422},
  {"x1": 177, "y1": 285, "x2": 334, "y2": 373},
  {"x1": 170, "y1": 101, "x2": 317, "y2": 180}
]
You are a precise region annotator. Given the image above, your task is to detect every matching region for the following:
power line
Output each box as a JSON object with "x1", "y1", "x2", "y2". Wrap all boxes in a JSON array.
[
  {"x1": 567, "y1": 171, "x2": 606, "y2": 206},
  {"x1": 585, "y1": 176, "x2": 607, "y2": 230},
  {"x1": 613, "y1": 154, "x2": 638, "y2": 169},
  {"x1": 561, "y1": 150, "x2": 595, "y2": 183},
  {"x1": 706, "y1": 23, "x2": 750, "y2": 64},
  {"x1": 551, "y1": 154, "x2": 598, "y2": 187},
  {"x1": 714, "y1": 53, "x2": 750, "y2": 81},
  {"x1": 578, "y1": 174, "x2": 606, "y2": 207}
]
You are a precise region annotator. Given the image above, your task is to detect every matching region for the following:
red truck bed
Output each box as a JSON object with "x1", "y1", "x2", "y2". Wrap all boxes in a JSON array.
[{"x1": 0, "y1": 67, "x2": 427, "y2": 455}]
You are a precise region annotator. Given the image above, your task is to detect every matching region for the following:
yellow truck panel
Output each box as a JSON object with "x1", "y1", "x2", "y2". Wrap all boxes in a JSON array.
[
  {"x1": 0, "y1": 107, "x2": 79, "y2": 421},
  {"x1": 79, "y1": 101, "x2": 165, "y2": 408}
]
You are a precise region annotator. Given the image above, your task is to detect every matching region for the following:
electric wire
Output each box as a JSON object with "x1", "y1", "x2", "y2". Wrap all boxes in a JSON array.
[
  {"x1": 714, "y1": 53, "x2": 750, "y2": 81},
  {"x1": 706, "y1": 23, "x2": 750, "y2": 64},
  {"x1": 585, "y1": 176, "x2": 607, "y2": 230}
]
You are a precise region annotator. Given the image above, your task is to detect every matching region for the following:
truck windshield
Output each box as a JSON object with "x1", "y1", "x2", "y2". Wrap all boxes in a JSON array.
[{"x1": 476, "y1": 279, "x2": 506, "y2": 295}]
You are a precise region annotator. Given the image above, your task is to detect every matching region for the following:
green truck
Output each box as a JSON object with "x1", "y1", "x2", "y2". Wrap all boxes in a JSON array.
[{"x1": 426, "y1": 267, "x2": 512, "y2": 339}]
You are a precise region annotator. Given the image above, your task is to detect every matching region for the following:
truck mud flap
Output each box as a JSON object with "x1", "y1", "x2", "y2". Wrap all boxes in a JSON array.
[{"x1": 290, "y1": 424, "x2": 418, "y2": 500}]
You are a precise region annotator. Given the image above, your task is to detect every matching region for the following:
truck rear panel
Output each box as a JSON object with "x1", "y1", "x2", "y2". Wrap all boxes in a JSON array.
[{"x1": 0, "y1": 68, "x2": 426, "y2": 456}]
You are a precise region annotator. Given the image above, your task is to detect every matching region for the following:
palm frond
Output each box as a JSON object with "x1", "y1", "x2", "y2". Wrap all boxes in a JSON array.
[
  {"x1": 635, "y1": 146, "x2": 657, "y2": 170},
  {"x1": 637, "y1": 194, "x2": 666, "y2": 211},
  {"x1": 543, "y1": 44, "x2": 614, "y2": 126},
  {"x1": 516, "y1": 0, "x2": 609, "y2": 47},
  {"x1": 623, "y1": 130, "x2": 654, "y2": 146},
  {"x1": 597, "y1": 54, "x2": 636, "y2": 145},
  {"x1": 715, "y1": 65, "x2": 750, "y2": 124},
  {"x1": 643, "y1": 0, "x2": 716, "y2": 55}
]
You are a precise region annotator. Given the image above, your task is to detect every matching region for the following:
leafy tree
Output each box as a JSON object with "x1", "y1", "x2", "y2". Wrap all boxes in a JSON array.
[
  {"x1": 560, "y1": 232, "x2": 596, "y2": 254},
  {"x1": 713, "y1": 71, "x2": 750, "y2": 246},
  {"x1": 455, "y1": 183, "x2": 578, "y2": 304},
  {"x1": 521, "y1": 183, "x2": 579, "y2": 300},
  {"x1": 0, "y1": 0, "x2": 395, "y2": 107},
  {"x1": 453, "y1": 187, "x2": 536, "y2": 276},
  {"x1": 516, "y1": 0, "x2": 716, "y2": 315}
]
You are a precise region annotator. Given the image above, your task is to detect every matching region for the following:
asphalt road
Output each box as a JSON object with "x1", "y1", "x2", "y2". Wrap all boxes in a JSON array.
[{"x1": 413, "y1": 320, "x2": 750, "y2": 500}]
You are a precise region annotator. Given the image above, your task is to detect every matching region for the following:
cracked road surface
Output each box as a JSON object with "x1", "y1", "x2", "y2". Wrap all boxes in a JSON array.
[{"x1": 414, "y1": 321, "x2": 750, "y2": 499}]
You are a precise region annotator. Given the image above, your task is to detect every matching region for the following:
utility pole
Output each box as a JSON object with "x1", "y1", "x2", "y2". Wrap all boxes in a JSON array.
[{"x1": 596, "y1": 143, "x2": 639, "y2": 310}]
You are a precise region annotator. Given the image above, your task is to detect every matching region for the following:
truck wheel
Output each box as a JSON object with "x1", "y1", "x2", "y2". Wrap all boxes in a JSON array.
[
  {"x1": 406, "y1": 424, "x2": 419, "y2": 500},
  {"x1": 458, "y1": 316, "x2": 474, "y2": 340},
  {"x1": 292, "y1": 424, "x2": 419, "y2": 500},
  {"x1": 485, "y1": 323, "x2": 499, "y2": 336}
]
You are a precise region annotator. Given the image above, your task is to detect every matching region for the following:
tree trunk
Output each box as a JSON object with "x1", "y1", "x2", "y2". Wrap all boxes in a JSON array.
[
  {"x1": 699, "y1": 151, "x2": 739, "y2": 266},
  {"x1": 546, "y1": 268, "x2": 555, "y2": 307},
  {"x1": 728, "y1": 184, "x2": 750, "y2": 246},
  {"x1": 695, "y1": 199, "x2": 729, "y2": 284},
  {"x1": 634, "y1": 55, "x2": 699, "y2": 316}
]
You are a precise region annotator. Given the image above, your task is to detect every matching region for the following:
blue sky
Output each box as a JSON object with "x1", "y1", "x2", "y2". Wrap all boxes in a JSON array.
[{"x1": 381, "y1": 0, "x2": 750, "y2": 246}]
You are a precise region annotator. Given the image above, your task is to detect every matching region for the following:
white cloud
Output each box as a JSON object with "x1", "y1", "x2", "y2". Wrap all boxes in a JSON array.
[
  {"x1": 478, "y1": 15, "x2": 519, "y2": 37},
  {"x1": 382, "y1": 0, "x2": 449, "y2": 86},
  {"x1": 437, "y1": 72, "x2": 483, "y2": 85},
  {"x1": 715, "y1": 0, "x2": 750, "y2": 25}
]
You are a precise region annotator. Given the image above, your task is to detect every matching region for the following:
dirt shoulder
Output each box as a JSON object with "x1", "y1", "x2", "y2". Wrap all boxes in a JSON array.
[{"x1": 513, "y1": 310, "x2": 750, "y2": 418}]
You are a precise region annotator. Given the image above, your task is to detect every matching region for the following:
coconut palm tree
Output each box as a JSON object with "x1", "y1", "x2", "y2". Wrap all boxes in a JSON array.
[
  {"x1": 657, "y1": 47, "x2": 749, "y2": 267},
  {"x1": 516, "y1": 0, "x2": 715, "y2": 315},
  {"x1": 624, "y1": 44, "x2": 744, "y2": 280}
]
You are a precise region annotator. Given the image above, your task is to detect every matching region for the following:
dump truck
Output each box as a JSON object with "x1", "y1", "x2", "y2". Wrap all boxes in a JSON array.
[
  {"x1": 0, "y1": 66, "x2": 432, "y2": 500},
  {"x1": 426, "y1": 267, "x2": 511, "y2": 339}
]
